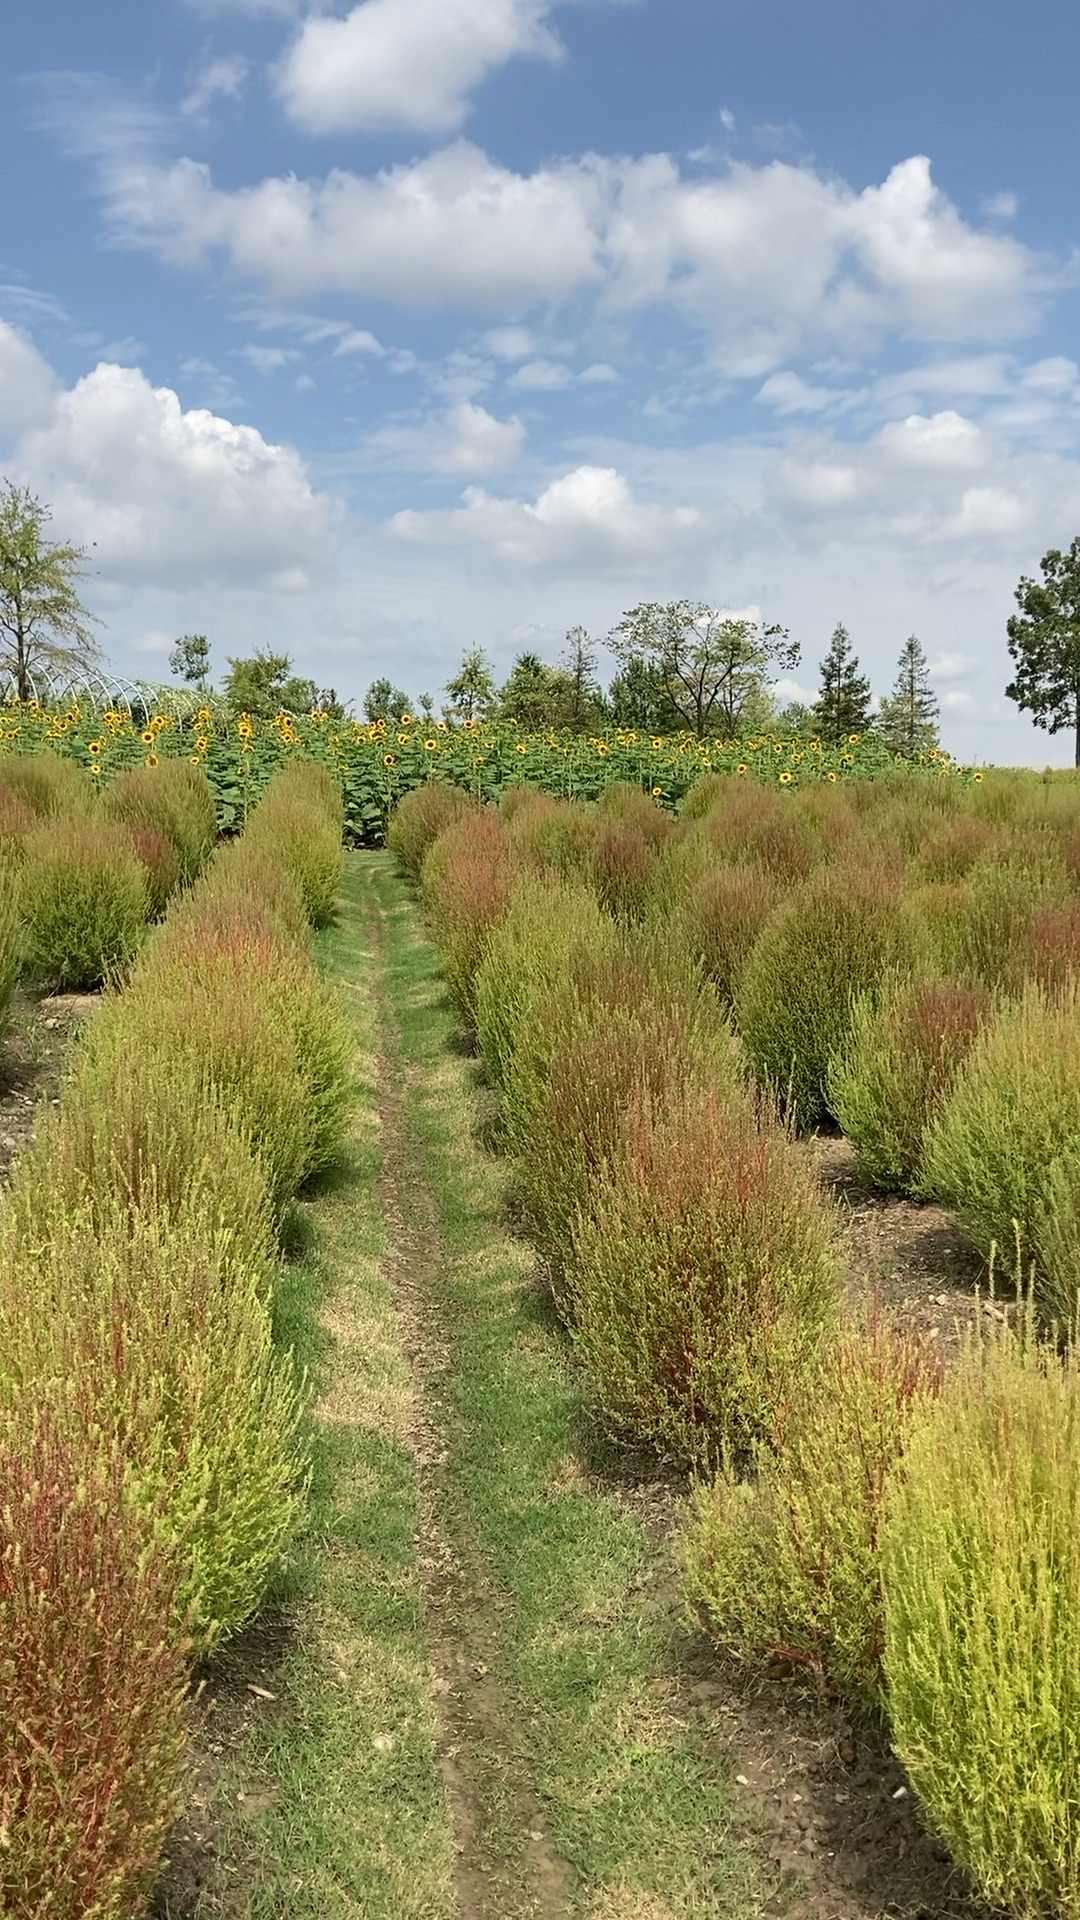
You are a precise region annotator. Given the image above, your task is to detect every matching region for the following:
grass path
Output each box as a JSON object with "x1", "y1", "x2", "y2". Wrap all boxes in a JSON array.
[{"x1": 179, "y1": 850, "x2": 763, "y2": 1919}]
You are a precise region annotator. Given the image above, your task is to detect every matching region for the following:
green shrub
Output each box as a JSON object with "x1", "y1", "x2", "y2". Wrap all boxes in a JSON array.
[
  {"x1": 883, "y1": 1325, "x2": 1080, "y2": 1915},
  {"x1": 674, "y1": 861, "x2": 780, "y2": 1009},
  {"x1": 474, "y1": 874, "x2": 615, "y2": 1147},
  {"x1": 681, "y1": 1314, "x2": 940, "y2": 1718},
  {"x1": 594, "y1": 779, "x2": 671, "y2": 848},
  {"x1": 956, "y1": 849, "x2": 1069, "y2": 991},
  {"x1": 0, "y1": 751, "x2": 89, "y2": 818},
  {"x1": 0, "y1": 1402, "x2": 189, "y2": 1920},
  {"x1": 505, "y1": 793, "x2": 598, "y2": 882},
  {"x1": 735, "y1": 863, "x2": 924, "y2": 1128},
  {"x1": 421, "y1": 810, "x2": 518, "y2": 1025},
  {"x1": 920, "y1": 979, "x2": 1080, "y2": 1323},
  {"x1": 388, "y1": 779, "x2": 473, "y2": 882},
  {"x1": 916, "y1": 814, "x2": 1001, "y2": 881},
  {"x1": 0, "y1": 865, "x2": 20, "y2": 1045},
  {"x1": 829, "y1": 974, "x2": 991, "y2": 1192},
  {"x1": 564, "y1": 1077, "x2": 840, "y2": 1465},
  {"x1": 101, "y1": 759, "x2": 217, "y2": 884},
  {"x1": 244, "y1": 764, "x2": 344, "y2": 924},
  {"x1": 517, "y1": 935, "x2": 746, "y2": 1263},
  {"x1": 588, "y1": 821, "x2": 658, "y2": 918},
  {"x1": 0, "y1": 1194, "x2": 307, "y2": 1651},
  {"x1": 20, "y1": 814, "x2": 147, "y2": 989}
]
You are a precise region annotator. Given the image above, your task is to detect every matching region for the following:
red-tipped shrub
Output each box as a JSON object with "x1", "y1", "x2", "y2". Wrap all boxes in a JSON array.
[
  {"x1": 126, "y1": 822, "x2": 182, "y2": 918},
  {"x1": 0, "y1": 753, "x2": 88, "y2": 818},
  {"x1": 1026, "y1": 897, "x2": 1080, "y2": 996},
  {"x1": 421, "y1": 810, "x2": 518, "y2": 1024},
  {"x1": 508, "y1": 794, "x2": 599, "y2": 881},
  {"x1": 102, "y1": 759, "x2": 217, "y2": 884},
  {"x1": 595, "y1": 779, "x2": 671, "y2": 849},
  {"x1": 563, "y1": 1077, "x2": 840, "y2": 1465},
  {"x1": 0, "y1": 1404, "x2": 189, "y2": 1919},
  {"x1": 917, "y1": 815, "x2": 1001, "y2": 882},
  {"x1": 589, "y1": 822, "x2": 657, "y2": 918},
  {"x1": 0, "y1": 782, "x2": 35, "y2": 860},
  {"x1": 388, "y1": 779, "x2": 473, "y2": 882},
  {"x1": 676, "y1": 862, "x2": 780, "y2": 1008}
]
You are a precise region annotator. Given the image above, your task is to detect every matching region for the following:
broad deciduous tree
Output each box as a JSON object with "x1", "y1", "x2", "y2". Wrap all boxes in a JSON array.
[
  {"x1": 0, "y1": 481, "x2": 102, "y2": 702},
  {"x1": 1006, "y1": 540, "x2": 1080, "y2": 766},
  {"x1": 609, "y1": 600, "x2": 797, "y2": 739}
]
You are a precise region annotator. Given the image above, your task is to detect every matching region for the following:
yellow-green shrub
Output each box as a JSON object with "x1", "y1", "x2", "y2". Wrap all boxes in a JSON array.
[
  {"x1": 101, "y1": 759, "x2": 217, "y2": 885},
  {"x1": 20, "y1": 814, "x2": 147, "y2": 988},
  {"x1": 883, "y1": 1326, "x2": 1080, "y2": 1914},
  {"x1": 0, "y1": 751, "x2": 89, "y2": 818},
  {"x1": 388, "y1": 779, "x2": 473, "y2": 882},
  {"x1": 564, "y1": 1077, "x2": 840, "y2": 1465},
  {"x1": 0, "y1": 1195, "x2": 307, "y2": 1651},
  {"x1": 0, "y1": 1402, "x2": 190, "y2": 1920},
  {"x1": 244, "y1": 762, "x2": 343, "y2": 924},
  {"x1": 829, "y1": 974, "x2": 991, "y2": 1193},
  {"x1": 681, "y1": 1315, "x2": 940, "y2": 1718},
  {"x1": 735, "y1": 863, "x2": 924, "y2": 1128},
  {"x1": 920, "y1": 980, "x2": 1080, "y2": 1323}
]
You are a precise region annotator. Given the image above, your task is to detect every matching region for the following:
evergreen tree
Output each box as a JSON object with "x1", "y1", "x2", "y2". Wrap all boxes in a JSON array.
[
  {"x1": 559, "y1": 625, "x2": 603, "y2": 731},
  {"x1": 878, "y1": 635, "x2": 940, "y2": 757},
  {"x1": 813, "y1": 624, "x2": 871, "y2": 743}
]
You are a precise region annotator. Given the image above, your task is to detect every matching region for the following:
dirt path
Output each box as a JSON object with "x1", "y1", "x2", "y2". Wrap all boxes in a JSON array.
[{"x1": 359, "y1": 879, "x2": 578, "y2": 1920}]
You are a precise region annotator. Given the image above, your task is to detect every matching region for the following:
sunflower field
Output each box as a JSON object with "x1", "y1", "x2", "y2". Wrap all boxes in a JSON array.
[{"x1": 0, "y1": 697, "x2": 975, "y2": 838}]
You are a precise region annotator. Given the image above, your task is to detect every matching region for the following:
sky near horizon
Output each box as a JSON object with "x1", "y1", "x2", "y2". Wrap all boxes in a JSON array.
[{"x1": 2, "y1": 0, "x2": 1079, "y2": 759}]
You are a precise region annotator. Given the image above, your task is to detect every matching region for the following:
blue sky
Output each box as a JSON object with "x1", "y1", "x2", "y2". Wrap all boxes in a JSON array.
[{"x1": 3, "y1": 0, "x2": 1080, "y2": 758}]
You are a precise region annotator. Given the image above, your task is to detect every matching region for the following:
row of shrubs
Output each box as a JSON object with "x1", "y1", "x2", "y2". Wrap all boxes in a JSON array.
[
  {"x1": 0, "y1": 757, "x2": 352, "y2": 1917},
  {"x1": 392, "y1": 772, "x2": 1080, "y2": 1919}
]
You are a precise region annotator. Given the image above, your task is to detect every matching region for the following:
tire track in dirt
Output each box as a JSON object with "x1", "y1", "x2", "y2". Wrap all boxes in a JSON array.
[{"x1": 361, "y1": 879, "x2": 577, "y2": 1920}]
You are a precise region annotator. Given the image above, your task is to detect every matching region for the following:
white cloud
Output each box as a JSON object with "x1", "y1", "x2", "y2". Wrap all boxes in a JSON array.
[
  {"x1": 508, "y1": 358, "x2": 573, "y2": 391},
  {"x1": 14, "y1": 361, "x2": 339, "y2": 587},
  {"x1": 181, "y1": 56, "x2": 249, "y2": 118},
  {"x1": 97, "y1": 141, "x2": 1044, "y2": 365},
  {"x1": 332, "y1": 329, "x2": 385, "y2": 357},
  {"x1": 363, "y1": 399, "x2": 525, "y2": 473},
  {"x1": 0, "y1": 322, "x2": 60, "y2": 439},
  {"x1": 928, "y1": 651, "x2": 977, "y2": 680},
  {"x1": 482, "y1": 326, "x2": 536, "y2": 361},
  {"x1": 875, "y1": 409, "x2": 990, "y2": 472},
  {"x1": 242, "y1": 343, "x2": 302, "y2": 374},
  {"x1": 983, "y1": 191, "x2": 1019, "y2": 222},
  {"x1": 756, "y1": 370, "x2": 838, "y2": 415},
  {"x1": 391, "y1": 463, "x2": 706, "y2": 570},
  {"x1": 278, "y1": 0, "x2": 563, "y2": 135},
  {"x1": 580, "y1": 362, "x2": 620, "y2": 384}
]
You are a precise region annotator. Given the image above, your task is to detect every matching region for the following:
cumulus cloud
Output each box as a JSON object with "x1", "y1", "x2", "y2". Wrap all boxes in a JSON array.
[
  {"x1": 0, "y1": 322, "x2": 60, "y2": 439},
  {"x1": 14, "y1": 361, "x2": 339, "y2": 587},
  {"x1": 390, "y1": 463, "x2": 706, "y2": 570},
  {"x1": 365, "y1": 399, "x2": 525, "y2": 473},
  {"x1": 279, "y1": 0, "x2": 562, "y2": 135},
  {"x1": 95, "y1": 136, "x2": 1044, "y2": 366}
]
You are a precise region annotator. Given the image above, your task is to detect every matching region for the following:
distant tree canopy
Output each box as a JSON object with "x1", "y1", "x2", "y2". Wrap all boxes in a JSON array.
[
  {"x1": 878, "y1": 635, "x2": 940, "y2": 758},
  {"x1": 1006, "y1": 539, "x2": 1080, "y2": 766},
  {"x1": 609, "y1": 600, "x2": 797, "y2": 739},
  {"x1": 813, "y1": 623, "x2": 871, "y2": 744},
  {"x1": 444, "y1": 646, "x2": 497, "y2": 724},
  {"x1": 169, "y1": 633, "x2": 211, "y2": 689},
  {"x1": 222, "y1": 649, "x2": 342, "y2": 718},
  {"x1": 0, "y1": 480, "x2": 102, "y2": 702},
  {"x1": 363, "y1": 677, "x2": 412, "y2": 723}
]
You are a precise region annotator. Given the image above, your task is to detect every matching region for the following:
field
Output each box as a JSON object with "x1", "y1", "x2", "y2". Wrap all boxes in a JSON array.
[
  {"x1": 3, "y1": 741, "x2": 1080, "y2": 1919},
  {"x1": 0, "y1": 695, "x2": 976, "y2": 837}
]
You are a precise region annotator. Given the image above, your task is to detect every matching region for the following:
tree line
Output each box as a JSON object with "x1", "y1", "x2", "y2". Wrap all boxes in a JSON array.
[{"x1": 7, "y1": 474, "x2": 1080, "y2": 760}]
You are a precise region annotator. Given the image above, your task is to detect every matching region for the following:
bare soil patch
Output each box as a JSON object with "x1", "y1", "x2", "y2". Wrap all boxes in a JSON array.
[{"x1": 0, "y1": 984, "x2": 94, "y2": 1180}]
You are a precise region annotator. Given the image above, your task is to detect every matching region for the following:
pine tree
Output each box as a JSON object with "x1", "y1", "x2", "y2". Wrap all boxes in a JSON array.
[
  {"x1": 878, "y1": 635, "x2": 940, "y2": 757},
  {"x1": 813, "y1": 624, "x2": 871, "y2": 744}
]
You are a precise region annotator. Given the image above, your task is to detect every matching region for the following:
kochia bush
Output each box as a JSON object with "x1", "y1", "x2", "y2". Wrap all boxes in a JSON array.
[
  {"x1": 883, "y1": 1326, "x2": 1080, "y2": 1915},
  {"x1": 388, "y1": 779, "x2": 473, "y2": 882},
  {"x1": 421, "y1": 809, "x2": 518, "y2": 1025},
  {"x1": 20, "y1": 814, "x2": 148, "y2": 989},
  {"x1": 0, "y1": 1405, "x2": 190, "y2": 1920}
]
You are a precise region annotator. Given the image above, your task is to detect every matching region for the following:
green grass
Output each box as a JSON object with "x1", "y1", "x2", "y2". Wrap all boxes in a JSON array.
[
  {"x1": 180, "y1": 893, "x2": 455, "y2": 1920},
  {"x1": 360, "y1": 850, "x2": 762, "y2": 1918},
  {"x1": 182, "y1": 850, "x2": 762, "y2": 1919}
]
